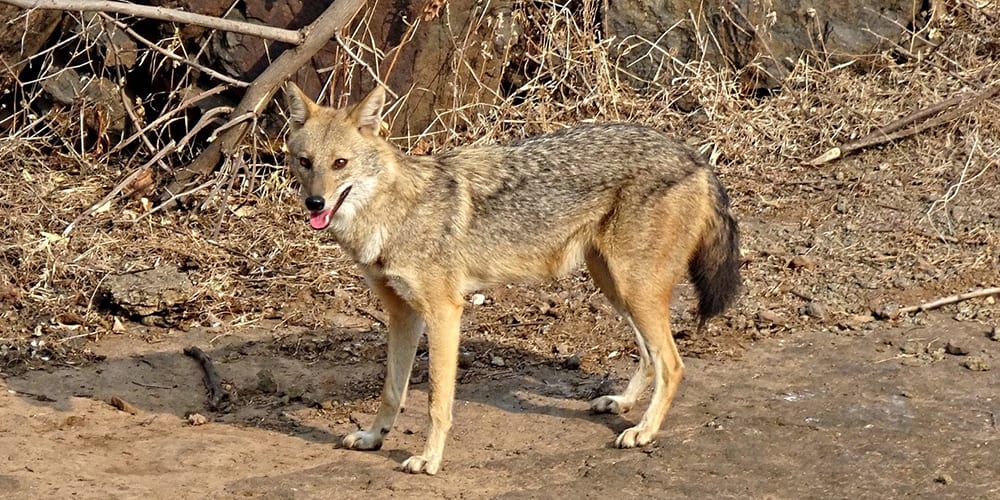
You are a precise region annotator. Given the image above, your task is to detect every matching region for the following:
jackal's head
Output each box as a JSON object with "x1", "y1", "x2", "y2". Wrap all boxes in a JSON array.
[{"x1": 283, "y1": 82, "x2": 391, "y2": 231}]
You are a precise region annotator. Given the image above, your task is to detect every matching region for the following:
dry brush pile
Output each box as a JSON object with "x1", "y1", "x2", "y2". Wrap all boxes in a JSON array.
[{"x1": 1, "y1": 0, "x2": 998, "y2": 373}]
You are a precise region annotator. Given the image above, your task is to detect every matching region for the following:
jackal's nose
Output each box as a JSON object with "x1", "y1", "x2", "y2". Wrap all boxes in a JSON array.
[{"x1": 305, "y1": 196, "x2": 325, "y2": 211}]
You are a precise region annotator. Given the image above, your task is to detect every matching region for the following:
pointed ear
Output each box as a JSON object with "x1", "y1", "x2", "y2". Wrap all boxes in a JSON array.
[
  {"x1": 352, "y1": 86, "x2": 386, "y2": 136},
  {"x1": 284, "y1": 82, "x2": 314, "y2": 129}
]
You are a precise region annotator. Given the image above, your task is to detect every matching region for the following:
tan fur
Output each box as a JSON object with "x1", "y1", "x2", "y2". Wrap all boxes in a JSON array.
[{"x1": 282, "y1": 83, "x2": 742, "y2": 475}]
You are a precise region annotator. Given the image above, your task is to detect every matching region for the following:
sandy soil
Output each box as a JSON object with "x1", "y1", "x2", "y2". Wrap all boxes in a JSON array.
[{"x1": 2, "y1": 304, "x2": 998, "y2": 499}]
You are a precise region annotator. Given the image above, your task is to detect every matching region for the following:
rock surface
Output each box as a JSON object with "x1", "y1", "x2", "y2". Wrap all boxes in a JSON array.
[
  {"x1": 101, "y1": 265, "x2": 196, "y2": 322},
  {"x1": 606, "y1": 0, "x2": 932, "y2": 88}
]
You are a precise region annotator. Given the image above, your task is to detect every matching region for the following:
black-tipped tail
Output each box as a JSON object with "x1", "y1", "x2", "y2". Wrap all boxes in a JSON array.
[{"x1": 689, "y1": 173, "x2": 742, "y2": 323}]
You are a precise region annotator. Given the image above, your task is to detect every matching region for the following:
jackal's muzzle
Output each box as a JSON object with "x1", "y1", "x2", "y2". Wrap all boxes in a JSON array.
[{"x1": 305, "y1": 186, "x2": 352, "y2": 230}]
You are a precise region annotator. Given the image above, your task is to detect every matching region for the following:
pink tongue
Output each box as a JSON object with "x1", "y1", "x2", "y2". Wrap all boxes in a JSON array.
[{"x1": 309, "y1": 209, "x2": 333, "y2": 230}]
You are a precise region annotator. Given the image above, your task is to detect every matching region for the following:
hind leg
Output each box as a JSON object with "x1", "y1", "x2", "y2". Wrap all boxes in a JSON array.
[
  {"x1": 613, "y1": 291, "x2": 684, "y2": 447},
  {"x1": 586, "y1": 248, "x2": 687, "y2": 447},
  {"x1": 586, "y1": 251, "x2": 654, "y2": 415}
]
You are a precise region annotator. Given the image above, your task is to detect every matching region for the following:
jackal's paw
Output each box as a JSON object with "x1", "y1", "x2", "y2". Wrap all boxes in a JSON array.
[
  {"x1": 614, "y1": 426, "x2": 655, "y2": 448},
  {"x1": 342, "y1": 430, "x2": 383, "y2": 451},
  {"x1": 590, "y1": 395, "x2": 633, "y2": 415},
  {"x1": 400, "y1": 454, "x2": 441, "y2": 475}
]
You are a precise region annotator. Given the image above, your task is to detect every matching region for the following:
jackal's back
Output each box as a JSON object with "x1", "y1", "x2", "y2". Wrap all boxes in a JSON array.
[{"x1": 437, "y1": 123, "x2": 705, "y2": 241}]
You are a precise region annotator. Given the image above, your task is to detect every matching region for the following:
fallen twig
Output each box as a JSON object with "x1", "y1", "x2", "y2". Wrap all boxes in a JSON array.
[
  {"x1": 354, "y1": 306, "x2": 387, "y2": 327},
  {"x1": 110, "y1": 85, "x2": 229, "y2": 155},
  {"x1": 807, "y1": 82, "x2": 1000, "y2": 165},
  {"x1": 131, "y1": 380, "x2": 173, "y2": 390},
  {"x1": 62, "y1": 140, "x2": 174, "y2": 236},
  {"x1": 11, "y1": 390, "x2": 57, "y2": 402},
  {"x1": 183, "y1": 345, "x2": 232, "y2": 412},
  {"x1": 898, "y1": 287, "x2": 1000, "y2": 315},
  {"x1": 107, "y1": 395, "x2": 139, "y2": 414},
  {"x1": 0, "y1": 0, "x2": 302, "y2": 44}
]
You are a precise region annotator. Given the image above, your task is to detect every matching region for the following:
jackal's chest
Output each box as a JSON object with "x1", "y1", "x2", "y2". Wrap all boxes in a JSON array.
[{"x1": 331, "y1": 222, "x2": 388, "y2": 266}]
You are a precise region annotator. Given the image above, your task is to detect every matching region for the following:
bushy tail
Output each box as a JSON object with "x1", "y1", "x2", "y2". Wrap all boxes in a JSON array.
[{"x1": 688, "y1": 173, "x2": 742, "y2": 325}]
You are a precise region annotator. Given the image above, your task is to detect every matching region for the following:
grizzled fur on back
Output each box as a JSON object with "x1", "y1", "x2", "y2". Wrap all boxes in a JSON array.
[{"x1": 438, "y1": 124, "x2": 701, "y2": 239}]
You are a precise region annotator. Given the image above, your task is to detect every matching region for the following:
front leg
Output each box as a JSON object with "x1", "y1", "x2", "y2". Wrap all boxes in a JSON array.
[
  {"x1": 400, "y1": 295, "x2": 463, "y2": 475},
  {"x1": 343, "y1": 280, "x2": 423, "y2": 451}
]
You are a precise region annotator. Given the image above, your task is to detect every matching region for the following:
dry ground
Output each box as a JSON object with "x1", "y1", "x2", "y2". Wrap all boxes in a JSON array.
[
  {"x1": 1, "y1": 141, "x2": 997, "y2": 497},
  {"x1": 1, "y1": 313, "x2": 998, "y2": 498}
]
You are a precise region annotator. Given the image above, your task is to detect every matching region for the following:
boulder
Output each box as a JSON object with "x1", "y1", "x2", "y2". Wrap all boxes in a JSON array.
[
  {"x1": 606, "y1": 0, "x2": 932, "y2": 88},
  {"x1": 0, "y1": 5, "x2": 62, "y2": 74}
]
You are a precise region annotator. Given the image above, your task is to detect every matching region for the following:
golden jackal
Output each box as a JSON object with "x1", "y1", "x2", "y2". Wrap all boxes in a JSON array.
[{"x1": 283, "y1": 83, "x2": 741, "y2": 475}]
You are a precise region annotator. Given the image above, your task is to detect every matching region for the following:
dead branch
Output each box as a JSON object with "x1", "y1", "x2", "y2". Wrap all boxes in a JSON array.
[
  {"x1": 116, "y1": 85, "x2": 163, "y2": 162},
  {"x1": 107, "y1": 395, "x2": 140, "y2": 415},
  {"x1": 183, "y1": 345, "x2": 232, "y2": 412},
  {"x1": 97, "y1": 12, "x2": 248, "y2": 88},
  {"x1": 0, "y1": 0, "x2": 302, "y2": 44},
  {"x1": 807, "y1": 82, "x2": 1000, "y2": 166},
  {"x1": 62, "y1": 140, "x2": 175, "y2": 236},
  {"x1": 109, "y1": 85, "x2": 229, "y2": 156},
  {"x1": 139, "y1": 178, "x2": 215, "y2": 222},
  {"x1": 159, "y1": 0, "x2": 367, "y2": 206},
  {"x1": 899, "y1": 287, "x2": 1000, "y2": 315}
]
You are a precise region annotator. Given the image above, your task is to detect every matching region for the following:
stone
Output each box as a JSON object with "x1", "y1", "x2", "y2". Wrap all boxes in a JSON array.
[
  {"x1": 756, "y1": 309, "x2": 786, "y2": 327},
  {"x1": 458, "y1": 351, "x2": 475, "y2": 369},
  {"x1": 285, "y1": 385, "x2": 305, "y2": 400},
  {"x1": 77, "y1": 13, "x2": 138, "y2": 68},
  {"x1": 962, "y1": 357, "x2": 990, "y2": 372},
  {"x1": 944, "y1": 342, "x2": 968, "y2": 356},
  {"x1": 39, "y1": 68, "x2": 129, "y2": 136},
  {"x1": 257, "y1": 368, "x2": 278, "y2": 394},
  {"x1": 605, "y1": 0, "x2": 931, "y2": 89},
  {"x1": 935, "y1": 473, "x2": 953, "y2": 485},
  {"x1": 0, "y1": 6, "x2": 62, "y2": 74},
  {"x1": 101, "y1": 265, "x2": 196, "y2": 321},
  {"x1": 563, "y1": 354, "x2": 582, "y2": 370},
  {"x1": 801, "y1": 301, "x2": 827, "y2": 321},
  {"x1": 873, "y1": 303, "x2": 900, "y2": 320},
  {"x1": 789, "y1": 255, "x2": 818, "y2": 271},
  {"x1": 186, "y1": 413, "x2": 208, "y2": 426}
]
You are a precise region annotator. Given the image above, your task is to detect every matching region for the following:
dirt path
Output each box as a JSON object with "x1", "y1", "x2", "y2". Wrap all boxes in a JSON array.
[{"x1": 1, "y1": 314, "x2": 996, "y2": 499}]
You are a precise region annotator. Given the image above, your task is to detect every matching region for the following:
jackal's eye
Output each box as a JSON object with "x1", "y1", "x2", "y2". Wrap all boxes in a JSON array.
[
  {"x1": 333, "y1": 158, "x2": 348, "y2": 169},
  {"x1": 298, "y1": 157, "x2": 312, "y2": 170}
]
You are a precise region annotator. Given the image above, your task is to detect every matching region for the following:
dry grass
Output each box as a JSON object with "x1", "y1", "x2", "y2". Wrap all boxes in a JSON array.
[{"x1": 1, "y1": 1, "x2": 998, "y2": 373}]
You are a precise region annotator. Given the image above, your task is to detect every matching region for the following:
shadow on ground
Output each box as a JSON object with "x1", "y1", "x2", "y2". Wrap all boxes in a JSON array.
[{"x1": 1, "y1": 313, "x2": 997, "y2": 498}]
